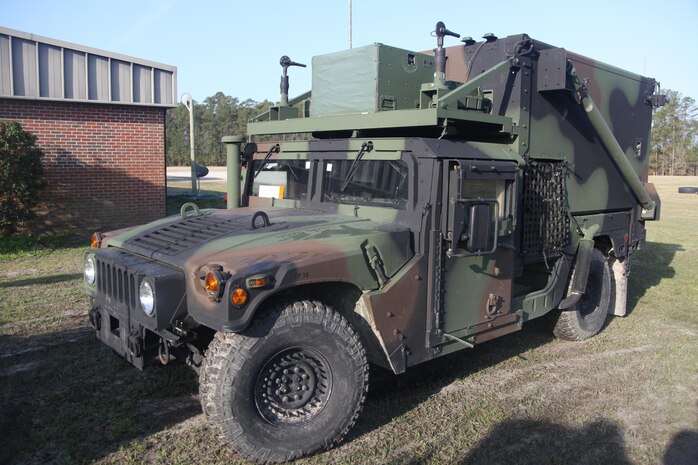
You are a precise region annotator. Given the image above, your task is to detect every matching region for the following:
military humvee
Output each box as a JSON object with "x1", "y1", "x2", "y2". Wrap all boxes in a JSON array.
[{"x1": 84, "y1": 22, "x2": 663, "y2": 463}]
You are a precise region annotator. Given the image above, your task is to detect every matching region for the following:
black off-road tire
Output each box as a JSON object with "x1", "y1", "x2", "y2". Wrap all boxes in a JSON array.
[
  {"x1": 199, "y1": 300, "x2": 369, "y2": 464},
  {"x1": 552, "y1": 249, "x2": 611, "y2": 341}
]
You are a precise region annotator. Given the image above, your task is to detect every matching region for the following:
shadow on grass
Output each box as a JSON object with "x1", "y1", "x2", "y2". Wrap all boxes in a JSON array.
[
  {"x1": 663, "y1": 429, "x2": 698, "y2": 465},
  {"x1": 625, "y1": 241, "x2": 681, "y2": 315},
  {"x1": 0, "y1": 273, "x2": 83, "y2": 288},
  {"x1": 0, "y1": 328, "x2": 200, "y2": 465},
  {"x1": 349, "y1": 319, "x2": 556, "y2": 441},
  {"x1": 384, "y1": 418, "x2": 634, "y2": 465}
]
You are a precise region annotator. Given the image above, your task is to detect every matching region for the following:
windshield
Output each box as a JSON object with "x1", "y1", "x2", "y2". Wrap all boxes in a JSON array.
[
  {"x1": 323, "y1": 160, "x2": 408, "y2": 209},
  {"x1": 248, "y1": 160, "x2": 310, "y2": 200}
]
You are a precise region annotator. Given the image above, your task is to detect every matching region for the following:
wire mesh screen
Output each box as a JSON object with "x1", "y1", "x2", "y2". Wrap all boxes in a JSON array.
[{"x1": 521, "y1": 161, "x2": 570, "y2": 260}]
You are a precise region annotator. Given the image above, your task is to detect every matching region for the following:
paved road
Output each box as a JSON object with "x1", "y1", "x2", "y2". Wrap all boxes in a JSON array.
[{"x1": 167, "y1": 167, "x2": 227, "y2": 182}]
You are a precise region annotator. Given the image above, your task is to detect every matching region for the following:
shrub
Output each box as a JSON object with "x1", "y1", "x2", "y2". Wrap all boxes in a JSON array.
[{"x1": 0, "y1": 120, "x2": 46, "y2": 235}]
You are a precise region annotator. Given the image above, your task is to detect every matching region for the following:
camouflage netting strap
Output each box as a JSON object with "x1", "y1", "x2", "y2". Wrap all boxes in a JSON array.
[{"x1": 521, "y1": 161, "x2": 570, "y2": 260}]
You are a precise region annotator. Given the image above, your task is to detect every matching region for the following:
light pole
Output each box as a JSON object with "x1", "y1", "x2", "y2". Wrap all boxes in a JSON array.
[
  {"x1": 181, "y1": 93, "x2": 197, "y2": 193},
  {"x1": 349, "y1": 0, "x2": 352, "y2": 49}
]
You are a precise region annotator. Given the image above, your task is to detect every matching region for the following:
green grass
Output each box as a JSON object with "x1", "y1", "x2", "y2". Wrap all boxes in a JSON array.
[
  {"x1": 166, "y1": 181, "x2": 227, "y2": 216},
  {"x1": 0, "y1": 176, "x2": 696, "y2": 464}
]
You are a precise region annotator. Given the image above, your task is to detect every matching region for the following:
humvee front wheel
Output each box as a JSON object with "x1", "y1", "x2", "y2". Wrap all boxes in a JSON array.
[
  {"x1": 199, "y1": 300, "x2": 369, "y2": 463},
  {"x1": 552, "y1": 249, "x2": 611, "y2": 341}
]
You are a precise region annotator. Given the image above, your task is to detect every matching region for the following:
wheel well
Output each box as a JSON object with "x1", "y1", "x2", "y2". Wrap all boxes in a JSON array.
[
  {"x1": 255, "y1": 282, "x2": 390, "y2": 369},
  {"x1": 594, "y1": 235, "x2": 613, "y2": 256}
]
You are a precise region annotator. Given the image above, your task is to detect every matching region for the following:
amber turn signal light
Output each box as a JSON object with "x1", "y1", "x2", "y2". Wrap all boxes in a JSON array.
[
  {"x1": 231, "y1": 288, "x2": 248, "y2": 307},
  {"x1": 205, "y1": 271, "x2": 222, "y2": 293},
  {"x1": 246, "y1": 274, "x2": 270, "y2": 289},
  {"x1": 90, "y1": 232, "x2": 102, "y2": 249}
]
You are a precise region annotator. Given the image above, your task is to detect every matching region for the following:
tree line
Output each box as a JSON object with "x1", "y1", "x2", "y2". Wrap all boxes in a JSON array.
[
  {"x1": 165, "y1": 92, "x2": 271, "y2": 167},
  {"x1": 166, "y1": 89, "x2": 698, "y2": 175},
  {"x1": 650, "y1": 89, "x2": 698, "y2": 176}
]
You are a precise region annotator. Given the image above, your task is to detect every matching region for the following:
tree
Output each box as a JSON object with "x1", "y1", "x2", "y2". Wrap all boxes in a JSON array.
[
  {"x1": 165, "y1": 93, "x2": 272, "y2": 167},
  {"x1": 651, "y1": 90, "x2": 698, "y2": 175},
  {"x1": 0, "y1": 121, "x2": 46, "y2": 235}
]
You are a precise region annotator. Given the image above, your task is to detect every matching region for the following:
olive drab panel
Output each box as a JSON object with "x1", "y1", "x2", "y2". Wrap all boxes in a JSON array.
[{"x1": 440, "y1": 159, "x2": 519, "y2": 345}]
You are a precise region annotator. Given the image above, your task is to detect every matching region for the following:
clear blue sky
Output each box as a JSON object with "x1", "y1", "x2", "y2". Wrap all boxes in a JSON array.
[{"x1": 2, "y1": 0, "x2": 697, "y2": 104}]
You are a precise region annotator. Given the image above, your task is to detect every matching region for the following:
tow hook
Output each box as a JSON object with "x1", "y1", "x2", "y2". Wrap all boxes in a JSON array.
[
  {"x1": 88, "y1": 306, "x2": 101, "y2": 331},
  {"x1": 158, "y1": 338, "x2": 172, "y2": 365},
  {"x1": 127, "y1": 329, "x2": 143, "y2": 357}
]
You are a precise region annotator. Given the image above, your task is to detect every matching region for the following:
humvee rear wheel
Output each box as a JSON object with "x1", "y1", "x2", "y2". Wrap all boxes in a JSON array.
[
  {"x1": 199, "y1": 300, "x2": 368, "y2": 463},
  {"x1": 552, "y1": 249, "x2": 611, "y2": 341}
]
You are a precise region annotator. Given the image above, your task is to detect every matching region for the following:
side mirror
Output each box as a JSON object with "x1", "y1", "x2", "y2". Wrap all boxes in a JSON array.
[
  {"x1": 447, "y1": 200, "x2": 499, "y2": 257},
  {"x1": 466, "y1": 203, "x2": 493, "y2": 252}
]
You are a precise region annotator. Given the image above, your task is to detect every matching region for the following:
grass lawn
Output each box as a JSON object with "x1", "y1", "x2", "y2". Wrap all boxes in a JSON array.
[
  {"x1": 0, "y1": 176, "x2": 696, "y2": 465},
  {"x1": 166, "y1": 180, "x2": 227, "y2": 216}
]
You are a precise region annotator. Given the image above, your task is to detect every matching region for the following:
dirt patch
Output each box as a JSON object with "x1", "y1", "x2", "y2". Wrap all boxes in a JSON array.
[{"x1": 0, "y1": 268, "x2": 39, "y2": 279}]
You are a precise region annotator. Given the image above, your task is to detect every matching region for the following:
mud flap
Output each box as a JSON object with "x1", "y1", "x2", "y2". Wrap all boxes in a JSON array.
[
  {"x1": 610, "y1": 257, "x2": 629, "y2": 316},
  {"x1": 558, "y1": 239, "x2": 594, "y2": 309}
]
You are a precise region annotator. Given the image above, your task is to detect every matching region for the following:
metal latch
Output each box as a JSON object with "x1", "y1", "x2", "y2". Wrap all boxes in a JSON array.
[{"x1": 364, "y1": 244, "x2": 389, "y2": 287}]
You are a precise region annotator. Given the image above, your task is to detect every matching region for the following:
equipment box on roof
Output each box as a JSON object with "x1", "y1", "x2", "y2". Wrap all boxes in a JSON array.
[{"x1": 310, "y1": 43, "x2": 435, "y2": 117}]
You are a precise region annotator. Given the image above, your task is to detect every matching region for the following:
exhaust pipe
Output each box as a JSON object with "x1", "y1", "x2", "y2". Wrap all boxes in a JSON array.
[{"x1": 222, "y1": 136, "x2": 245, "y2": 209}]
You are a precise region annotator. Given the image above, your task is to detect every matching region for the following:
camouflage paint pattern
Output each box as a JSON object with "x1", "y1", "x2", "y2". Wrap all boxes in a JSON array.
[{"x1": 85, "y1": 30, "x2": 661, "y2": 374}]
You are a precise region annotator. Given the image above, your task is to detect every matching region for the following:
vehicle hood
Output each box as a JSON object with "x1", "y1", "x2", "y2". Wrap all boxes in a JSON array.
[{"x1": 104, "y1": 207, "x2": 413, "y2": 286}]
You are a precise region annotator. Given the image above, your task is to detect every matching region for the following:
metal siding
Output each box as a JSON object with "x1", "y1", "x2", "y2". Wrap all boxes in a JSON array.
[
  {"x1": 0, "y1": 34, "x2": 11, "y2": 96},
  {"x1": 133, "y1": 64, "x2": 151, "y2": 103},
  {"x1": 153, "y1": 69, "x2": 172, "y2": 104},
  {"x1": 64, "y1": 49, "x2": 86, "y2": 99},
  {"x1": 88, "y1": 54, "x2": 109, "y2": 101},
  {"x1": 12, "y1": 38, "x2": 38, "y2": 97},
  {"x1": 0, "y1": 26, "x2": 176, "y2": 107},
  {"x1": 39, "y1": 43, "x2": 62, "y2": 98},
  {"x1": 110, "y1": 59, "x2": 131, "y2": 102}
]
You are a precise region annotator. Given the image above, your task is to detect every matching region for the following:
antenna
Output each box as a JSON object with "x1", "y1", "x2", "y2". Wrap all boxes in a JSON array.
[
  {"x1": 279, "y1": 56, "x2": 306, "y2": 107},
  {"x1": 433, "y1": 21, "x2": 460, "y2": 87}
]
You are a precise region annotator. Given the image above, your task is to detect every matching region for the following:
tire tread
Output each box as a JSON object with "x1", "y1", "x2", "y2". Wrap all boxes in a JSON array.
[{"x1": 199, "y1": 300, "x2": 368, "y2": 464}]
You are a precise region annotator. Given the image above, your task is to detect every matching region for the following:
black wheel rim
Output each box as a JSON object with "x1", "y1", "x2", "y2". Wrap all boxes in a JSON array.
[{"x1": 254, "y1": 347, "x2": 332, "y2": 425}]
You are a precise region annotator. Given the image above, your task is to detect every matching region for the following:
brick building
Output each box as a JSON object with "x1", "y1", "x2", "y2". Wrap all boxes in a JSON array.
[{"x1": 0, "y1": 27, "x2": 177, "y2": 232}]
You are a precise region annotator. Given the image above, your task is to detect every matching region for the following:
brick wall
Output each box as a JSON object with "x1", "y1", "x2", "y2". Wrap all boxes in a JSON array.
[{"x1": 0, "y1": 98, "x2": 167, "y2": 232}]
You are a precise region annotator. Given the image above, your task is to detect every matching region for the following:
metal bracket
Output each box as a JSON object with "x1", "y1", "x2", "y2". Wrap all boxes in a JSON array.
[
  {"x1": 442, "y1": 333, "x2": 475, "y2": 348},
  {"x1": 251, "y1": 211, "x2": 272, "y2": 229},
  {"x1": 437, "y1": 58, "x2": 513, "y2": 110}
]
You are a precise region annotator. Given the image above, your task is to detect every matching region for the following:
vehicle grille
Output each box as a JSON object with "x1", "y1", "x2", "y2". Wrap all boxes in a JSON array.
[
  {"x1": 96, "y1": 257, "x2": 138, "y2": 309},
  {"x1": 124, "y1": 214, "x2": 250, "y2": 256}
]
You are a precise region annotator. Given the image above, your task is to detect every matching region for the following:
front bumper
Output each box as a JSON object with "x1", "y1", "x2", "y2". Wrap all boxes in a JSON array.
[{"x1": 88, "y1": 303, "x2": 150, "y2": 369}]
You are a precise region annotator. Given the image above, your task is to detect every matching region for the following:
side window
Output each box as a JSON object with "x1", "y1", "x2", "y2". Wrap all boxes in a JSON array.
[
  {"x1": 247, "y1": 160, "x2": 310, "y2": 200},
  {"x1": 322, "y1": 160, "x2": 408, "y2": 209},
  {"x1": 446, "y1": 161, "x2": 516, "y2": 256},
  {"x1": 462, "y1": 179, "x2": 507, "y2": 219}
]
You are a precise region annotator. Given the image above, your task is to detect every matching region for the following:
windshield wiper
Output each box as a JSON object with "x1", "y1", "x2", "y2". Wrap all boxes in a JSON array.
[
  {"x1": 254, "y1": 144, "x2": 280, "y2": 178},
  {"x1": 340, "y1": 141, "x2": 373, "y2": 193}
]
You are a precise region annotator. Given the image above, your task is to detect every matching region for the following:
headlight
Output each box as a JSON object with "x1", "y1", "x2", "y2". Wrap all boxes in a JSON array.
[
  {"x1": 139, "y1": 280, "x2": 155, "y2": 316},
  {"x1": 84, "y1": 256, "x2": 96, "y2": 285}
]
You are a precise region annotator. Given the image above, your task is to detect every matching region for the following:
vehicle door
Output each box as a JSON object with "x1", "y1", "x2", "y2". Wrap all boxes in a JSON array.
[{"x1": 439, "y1": 159, "x2": 519, "y2": 345}]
